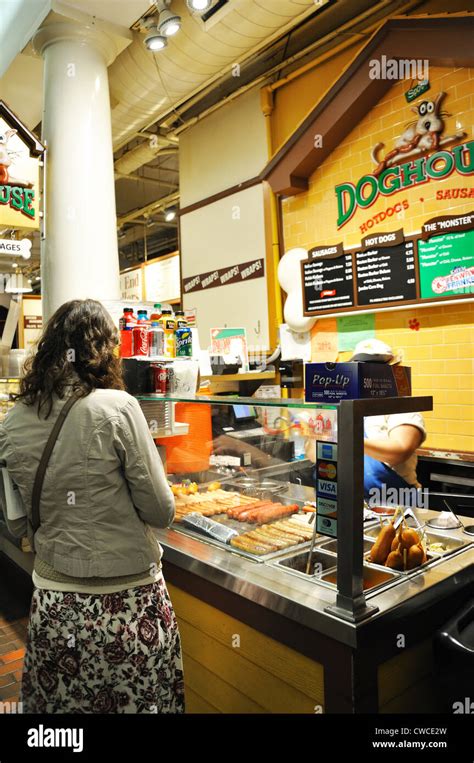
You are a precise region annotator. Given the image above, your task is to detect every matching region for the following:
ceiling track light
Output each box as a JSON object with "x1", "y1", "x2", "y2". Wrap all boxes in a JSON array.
[
  {"x1": 186, "y1": 0, "x2": 212, "y2": 11},
  {"x1": 164, "y1": 208, "x2": 176, "y2": 222},
  {"x1": 155, "y1": 0, "x2": 181, "y2": 37},
  {"x1": 144, "y1": 31, "x2": 167, "y2": 51}
]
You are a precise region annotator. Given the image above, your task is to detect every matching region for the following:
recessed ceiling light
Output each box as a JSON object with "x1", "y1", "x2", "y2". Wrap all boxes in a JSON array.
[
  {"x1": 165, "y1": 209, "x2": 176, "y2": 221},
  {"x1": 186, "y1": 0, "x2": 212, "y2": 11}
]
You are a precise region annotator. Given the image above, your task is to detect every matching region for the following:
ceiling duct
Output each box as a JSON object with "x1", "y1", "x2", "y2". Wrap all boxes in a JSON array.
[{"x1": 114, "y1": 137, "x2": 178, "y2": 176}]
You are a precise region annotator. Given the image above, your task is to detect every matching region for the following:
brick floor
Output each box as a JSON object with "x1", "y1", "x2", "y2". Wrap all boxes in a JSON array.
[{"x1": 0, "y1": 552, "x2": 32, "y2": 705}]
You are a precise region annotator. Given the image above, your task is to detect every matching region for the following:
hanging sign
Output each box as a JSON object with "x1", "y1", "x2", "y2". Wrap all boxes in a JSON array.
[
  {"x1": 405, "y1": 79, "x2": 430, "y2": 103},
  {"x1": 0, "y1": 238, "x2": 32, "y2": 258},
  {"x1": 0, "y1": 102, "x2": 44, "y2": 231}
]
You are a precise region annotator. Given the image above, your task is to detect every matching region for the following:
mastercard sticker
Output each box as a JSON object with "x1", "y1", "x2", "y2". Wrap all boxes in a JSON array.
[{"x1": 317, "y1": 461, "x2": 337, "y2": 480}]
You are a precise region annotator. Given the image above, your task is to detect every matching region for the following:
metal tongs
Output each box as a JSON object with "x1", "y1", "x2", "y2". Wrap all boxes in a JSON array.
[
  {"x1": 426, "y1": 499, "x2": 464, "y2": 530},
  {"x1": 305, "y1": 511, "x2": 318, "y2": 575}
]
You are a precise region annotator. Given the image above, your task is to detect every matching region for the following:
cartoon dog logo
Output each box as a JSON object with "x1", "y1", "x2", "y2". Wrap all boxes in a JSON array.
[
  {"x1": 371, "y1": 91, "x2": 466, "y2": 177},
  {"x1": 0, "y1": 129, "x2": 33, "y2": 188}
]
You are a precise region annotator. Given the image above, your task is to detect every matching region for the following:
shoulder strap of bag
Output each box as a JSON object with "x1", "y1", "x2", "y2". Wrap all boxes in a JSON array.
[{"x1": 31, "y1": 392, "x2": 82, "y2": 533}]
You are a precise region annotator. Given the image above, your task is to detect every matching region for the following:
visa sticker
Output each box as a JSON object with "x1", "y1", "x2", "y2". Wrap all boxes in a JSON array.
[{"x1": 317, "y1": 479, "x2": 337, "y2": 497}]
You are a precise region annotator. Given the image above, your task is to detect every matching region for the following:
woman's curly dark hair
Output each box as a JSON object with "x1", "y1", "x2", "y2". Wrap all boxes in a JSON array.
[{"x1": 15, "y1": 299, "x2": 125, "y2": 417}]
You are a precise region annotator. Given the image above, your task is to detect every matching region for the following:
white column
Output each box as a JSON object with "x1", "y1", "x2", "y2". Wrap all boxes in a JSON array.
[{"x1": 33, "y1": 22, "x2": 121, "y2": 320}]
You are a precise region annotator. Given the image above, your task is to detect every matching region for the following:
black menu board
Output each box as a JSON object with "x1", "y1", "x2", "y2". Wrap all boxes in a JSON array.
[
  {"x1": 301, "y1": 253, "x2": 354, "y2": 313},
  {"x1": 301, "y1": 220, "x2": 474, "y2": 317},
  {"x1": 355, "y1": 240, "x2": 417, "y2": 306}
]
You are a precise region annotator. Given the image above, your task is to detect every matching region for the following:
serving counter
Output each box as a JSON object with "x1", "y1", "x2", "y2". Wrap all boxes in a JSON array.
[
  {"x1": 156, "y1": 507, "x2": 473, "y2": 714},
  {"x1": 139, "y1": 392, "x2": 473, "y2": 714},
  {"x1": 0, "y1": 390, "x2": 472, "y2": 714}
]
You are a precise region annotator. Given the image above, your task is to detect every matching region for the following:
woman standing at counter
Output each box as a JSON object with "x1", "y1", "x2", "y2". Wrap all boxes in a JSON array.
[{"x1": 0, "y1": 299, "x2": 184, "y2": 714}]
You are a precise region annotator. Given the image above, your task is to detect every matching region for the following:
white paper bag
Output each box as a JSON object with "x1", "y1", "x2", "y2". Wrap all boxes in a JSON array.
[{"x1": 1, "y1": 466, "x2": 26, "y2": 521}]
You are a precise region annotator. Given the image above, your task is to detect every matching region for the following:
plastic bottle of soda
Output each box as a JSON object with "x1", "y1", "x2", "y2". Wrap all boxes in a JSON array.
[
  {"x1": 150, "y1": 303, "x2": 162, "y2": 322},
  {"x1": 119, "y1": 307, "x2": 135, "y2": 330},
  {"x1": 159, "y1": 309, "x2": 176, "y2": 358},
  {"x1": 174, "y1": 310, "x2": 187, "y2": 329},
  {"x1": 119, "y1": 307, "x2": 137, "y2": 357}
]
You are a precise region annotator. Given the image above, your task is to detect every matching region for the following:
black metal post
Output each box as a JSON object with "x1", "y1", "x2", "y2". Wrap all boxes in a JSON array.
[{"x1": 325, "y1": 396, "x2": 433, "y2": 623}]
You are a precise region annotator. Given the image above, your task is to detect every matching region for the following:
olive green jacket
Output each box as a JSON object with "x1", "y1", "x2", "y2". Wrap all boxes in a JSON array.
[{"x1": 0, "y1": 389, "x2": 174, "y2": 577}]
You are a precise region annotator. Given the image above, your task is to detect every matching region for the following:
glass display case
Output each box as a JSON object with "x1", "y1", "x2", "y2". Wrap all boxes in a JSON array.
[{"x1": 134, "y1": 391, "x2": 459, "y2": 623}]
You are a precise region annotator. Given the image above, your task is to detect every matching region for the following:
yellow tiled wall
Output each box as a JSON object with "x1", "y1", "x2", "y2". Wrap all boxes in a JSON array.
[
  {"x1": 281, "y1": 65, "x2": 474, "y2": 452},
  {"x1": 375, "y1": 303, "x2": 474, "y2": 452},
  {"x1": 282, "y1": 66, "x2": 474, "y2": 249}
]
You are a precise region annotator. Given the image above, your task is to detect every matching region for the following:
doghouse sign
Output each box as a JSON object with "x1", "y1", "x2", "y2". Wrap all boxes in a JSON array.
[
  {"x1": 335, "y1": 92, "x2": 472, "y2": 229},
  {"x1": 0, "y1": 101, "x2": 44, "y2": 231}
]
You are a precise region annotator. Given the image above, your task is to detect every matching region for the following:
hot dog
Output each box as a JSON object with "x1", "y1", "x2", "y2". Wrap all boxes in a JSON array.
[
  {"x1": 247, "y1": 504, "x2": 299, "y2": 524},
  {"x1": 227, "y1": 501, "x2": 271, "y2": 519},
  {"x1": 230, "y1": 536, "x2": 276, "y2": 555},
  {"x1": 260, "y1": 526, "x2": 306, "y2": 544},
  {"x1": 235, "y1": 502, "x2": 276, "y2": 522},
  {"x1": 246, "y1": 530, "x2": 288, "y2": 548}
]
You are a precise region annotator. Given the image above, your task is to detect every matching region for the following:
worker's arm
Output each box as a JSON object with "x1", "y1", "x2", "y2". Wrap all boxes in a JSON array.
[{"x1": 364, "y1": 424, "x2": 423, "y2": 467}]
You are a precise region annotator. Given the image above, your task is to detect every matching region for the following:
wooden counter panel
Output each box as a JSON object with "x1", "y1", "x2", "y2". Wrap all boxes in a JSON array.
[
  {"x1": 378, "y1": 639, "x2": 443, "y2": 713},
  {"x1": 185, "y1": 686, "x2": 219, "y2": 714},
  {"x1": 168, "y1": 582, "x2": 325, "y2": 714},
  {"x1": 183, "y1": 652, "x2": 266, "y2": 714}
]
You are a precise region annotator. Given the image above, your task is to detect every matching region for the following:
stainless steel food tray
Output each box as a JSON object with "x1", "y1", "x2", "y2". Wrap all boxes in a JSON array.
[
  {"x1": 363, "y1": 525, "x2": 472, "y2": 556},
  {"x1": 171, "y1": 520, "x2": 312, "y2": 563},
  {"x1": 172, "y1": 486, "x2": 312, "y2": 561},
  {"x1": 269, "y1": 547, "x2": 404, "y2": 595}
]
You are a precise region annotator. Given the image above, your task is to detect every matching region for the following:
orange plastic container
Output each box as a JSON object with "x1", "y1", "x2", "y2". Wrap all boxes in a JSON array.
[{"x1": 156, "y1": 402, "x2": 212, "y2": 474}]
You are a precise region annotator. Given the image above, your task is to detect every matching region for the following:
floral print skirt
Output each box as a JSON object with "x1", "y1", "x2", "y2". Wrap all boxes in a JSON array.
[{"x1": 21, "y1": 573, "x2": 185, "y2": 714}]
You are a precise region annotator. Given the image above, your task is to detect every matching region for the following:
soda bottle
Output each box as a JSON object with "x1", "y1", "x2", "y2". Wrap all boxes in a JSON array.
[
  {"x1": 119, "y1": 307, "x2": 136, "y2": 330},
  {"x1": 159, "y1": 309, "x2": 176, "y2": 358},
  {"x1": 150, "y1": 303, "x2": 162, "y2": 322},
  {"x1": 174, "y1": 310, "x2": 187, "y2": 329}
]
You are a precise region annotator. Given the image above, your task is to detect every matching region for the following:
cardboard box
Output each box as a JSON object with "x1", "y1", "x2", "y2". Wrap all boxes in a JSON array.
[{"x1": 305, "y1": 362, "x2": 411, "y2": 403}]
